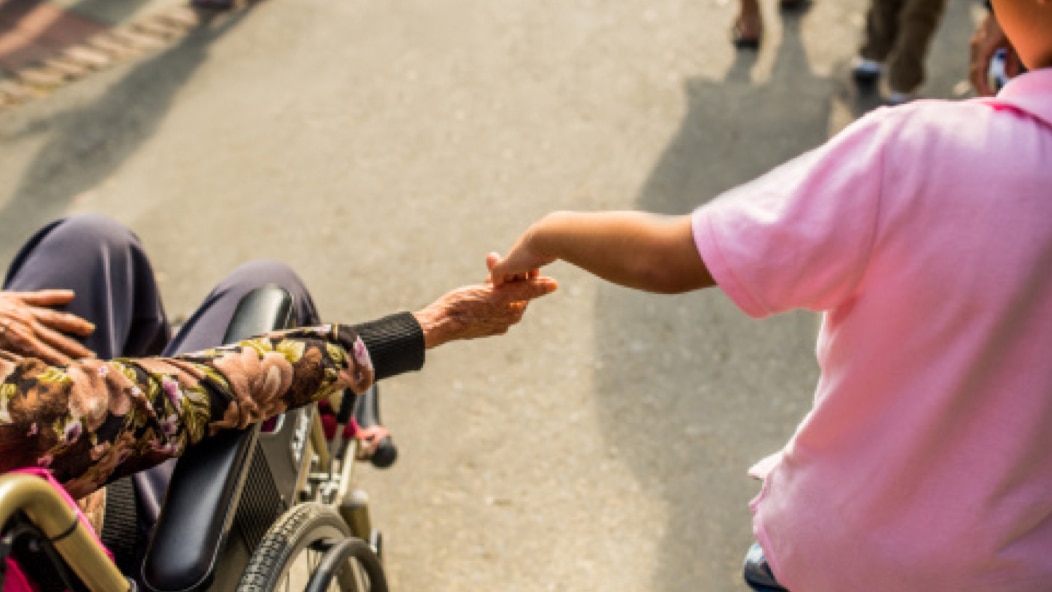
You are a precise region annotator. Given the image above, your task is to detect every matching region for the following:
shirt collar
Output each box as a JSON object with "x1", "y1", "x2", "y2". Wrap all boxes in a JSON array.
[{"x1": 992, "y1": 68, "x2": 1052, "y2": 128}]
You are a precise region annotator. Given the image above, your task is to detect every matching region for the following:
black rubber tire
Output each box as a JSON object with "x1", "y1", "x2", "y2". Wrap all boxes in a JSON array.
[
  {"x1": 306, "y1": 537, "x2": 387, "y2": 592},
  {"x1": 236, "y1": 503, "x2": 364, "y2": 592}
]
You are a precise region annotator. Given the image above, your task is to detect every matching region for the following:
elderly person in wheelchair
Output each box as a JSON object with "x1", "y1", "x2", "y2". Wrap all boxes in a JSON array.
[{"x1": 0, "y1": 213, "x2": 555, "y2": 591}]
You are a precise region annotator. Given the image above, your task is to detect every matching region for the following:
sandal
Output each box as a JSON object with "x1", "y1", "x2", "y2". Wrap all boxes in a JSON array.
[
  {"x1": 778, "y1": 0, "x2": 811, "y2": 11},
  {"x1": 731, "y1": 20, "x2": 762, "y2": 50},
  {"x1": 191, "y1": 0, "x2": 235, "y2": 10}
]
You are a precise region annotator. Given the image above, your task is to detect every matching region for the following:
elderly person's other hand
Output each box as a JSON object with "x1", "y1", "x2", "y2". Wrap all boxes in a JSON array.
[
  {"x1": 412, "y1": 276, "x2": 557, "y2": 349},
  {"x1": 0, "y1": 290, "x2": 95, "y2": 363}
]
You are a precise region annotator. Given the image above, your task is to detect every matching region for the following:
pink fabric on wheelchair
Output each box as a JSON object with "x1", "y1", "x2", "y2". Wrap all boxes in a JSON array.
[{"x1": 3, "y1": 468, "x2": 113, "y2": 592}]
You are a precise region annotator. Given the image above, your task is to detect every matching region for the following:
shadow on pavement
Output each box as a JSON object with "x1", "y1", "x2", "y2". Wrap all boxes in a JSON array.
[
  {"x1": 0, "y1": 6, "x2": 253, "y2": 256},
  {"x1": 592, "y1": 10, "x2": 828, "y2": 592},
  {"x1": 67, "y1": 0, "x2": 155, "y2": 21}
]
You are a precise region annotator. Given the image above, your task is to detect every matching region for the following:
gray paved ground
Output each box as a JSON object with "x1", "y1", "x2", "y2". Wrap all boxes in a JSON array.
[{"x1": 0, "y1": 0, "x2": 979, "y2": 590}]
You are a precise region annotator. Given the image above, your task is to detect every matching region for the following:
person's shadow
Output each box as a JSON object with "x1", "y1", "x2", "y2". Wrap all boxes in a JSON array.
[
  {"x1": 590, "y1": 12, "x2": 831, "y2": 592},
  {"x1": 0, "y1": 5, "x2": 255, "y2": 264}
]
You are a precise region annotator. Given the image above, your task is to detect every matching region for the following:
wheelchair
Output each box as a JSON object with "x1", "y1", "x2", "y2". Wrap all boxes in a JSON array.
[{"x1": 0, "y1": 286, "x2": 392, "y2": 592}]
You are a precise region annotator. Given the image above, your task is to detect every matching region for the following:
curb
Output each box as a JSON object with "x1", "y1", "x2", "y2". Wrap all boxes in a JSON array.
[{"x1": 0, "y1": 4, "x2": 205, "y2": 110}]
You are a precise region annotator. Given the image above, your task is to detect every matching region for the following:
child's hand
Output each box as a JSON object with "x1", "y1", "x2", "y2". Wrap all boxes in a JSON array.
[
  {"x1": 486, "y1": 251, "x2": 547, "y2": 286},
  {"x1": 487, "y1": 248, "x2": 553, "y2": 287},
  {"x1": 486, "y1": 251, "x2": 535, "y2": 285}
]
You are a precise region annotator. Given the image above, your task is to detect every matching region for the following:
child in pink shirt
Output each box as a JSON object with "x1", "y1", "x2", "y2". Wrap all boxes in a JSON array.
[{"x1": 489, "y1": 1, "x2": 1052, "y2": 589}]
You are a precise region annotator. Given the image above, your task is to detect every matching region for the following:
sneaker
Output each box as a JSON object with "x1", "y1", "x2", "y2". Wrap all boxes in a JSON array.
[
  {"x1": 886, "y1": 90, "x2": 914, "y2": 106},
  {"x1": 851, "y1": 57, "x2": 883, "y2": 84}
]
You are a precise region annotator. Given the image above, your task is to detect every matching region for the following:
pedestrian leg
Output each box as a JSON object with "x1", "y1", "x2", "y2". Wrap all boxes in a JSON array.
[
  {"x1": 886, "y1": 0, "x2": 948, "y2": 94},
  {"x1": 860, "y1": 0, "x2": 904, "y2": 62}
]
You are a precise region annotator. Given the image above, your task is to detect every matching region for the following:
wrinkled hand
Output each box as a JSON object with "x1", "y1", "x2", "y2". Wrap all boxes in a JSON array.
[
  {"x1": 969, "y1": 12, "x2": 1010, "y2": 96},
  {"x1": 413, "y1": 276, "x2": 558, "y2": 349},
  {"x1": 0, "y1": 290, "x2": 95, "y2": 364}
]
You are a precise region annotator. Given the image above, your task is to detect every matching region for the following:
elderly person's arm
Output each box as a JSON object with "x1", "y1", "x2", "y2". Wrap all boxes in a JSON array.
[{"x1": 0, "y1": 277, "x2": 556, "y2": 498}]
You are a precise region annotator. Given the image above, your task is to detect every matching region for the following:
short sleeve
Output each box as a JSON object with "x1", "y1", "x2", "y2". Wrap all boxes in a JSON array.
[{"x1": 692, "y1": 112, "x2": 894, "y2": 317}]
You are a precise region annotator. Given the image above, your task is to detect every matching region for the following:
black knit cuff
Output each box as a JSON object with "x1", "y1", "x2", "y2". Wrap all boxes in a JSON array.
[{"x1": 353, "y1": 312, "x2": 425, "y2": 381}]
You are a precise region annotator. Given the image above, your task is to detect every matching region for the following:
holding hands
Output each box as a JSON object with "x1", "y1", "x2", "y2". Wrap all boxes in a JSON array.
[
  {"x1": 0, "y1": 290, "x2": 95, "y2": 364},
  {"x1": 0, "y1": 211, "x2": 707, "y2": 365},
  {"x1": 412, "y1": 269, "x2": 557, "y2": 349},
  {"x1": 0, "y1": 278, "x2": 557, "y2": 363},
  {"x1": 486, "y1": 233, "x2": 551, "y2": 287}
]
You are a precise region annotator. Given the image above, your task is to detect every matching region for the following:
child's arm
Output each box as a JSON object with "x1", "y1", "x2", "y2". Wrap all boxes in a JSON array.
[{"x1": 489, "y1": 211, "x2": 715, "y2": 294}]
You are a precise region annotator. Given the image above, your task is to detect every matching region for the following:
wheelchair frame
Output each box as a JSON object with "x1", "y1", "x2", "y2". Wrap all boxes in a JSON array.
[{"x1": 0, "y1": 286, "x2": 389, "y2": 592}]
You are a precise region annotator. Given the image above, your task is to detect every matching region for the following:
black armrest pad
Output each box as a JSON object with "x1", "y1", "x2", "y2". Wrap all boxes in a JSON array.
[
  {"x1": 141, "y1": 286, "x2": 294, "y2": 591},
  {"x1": 141, "y1": 429, "x2": 257, "y2": 591},
  {"x1": 220, "y1": 286, "x2": 295, "y2": 345}
]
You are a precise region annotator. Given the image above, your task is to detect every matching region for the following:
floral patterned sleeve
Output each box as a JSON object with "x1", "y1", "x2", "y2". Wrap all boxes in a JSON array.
[{"x1": 0, "y1": 324, "x2": 378, "y2": 499}]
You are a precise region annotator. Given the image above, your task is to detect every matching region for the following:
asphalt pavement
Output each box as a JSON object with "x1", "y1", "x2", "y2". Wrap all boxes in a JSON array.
[{"x1": 0, "y1": 0, "x2": 980, "y2": 590}]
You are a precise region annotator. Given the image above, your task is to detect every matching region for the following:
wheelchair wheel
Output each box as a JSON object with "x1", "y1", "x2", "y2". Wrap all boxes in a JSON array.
[
  {"x1": 235, "y1": 503, "x2": 386, "y2": 592},
  {"x1": 305, "y1": 536, "x2": 387, "y2": 592}
]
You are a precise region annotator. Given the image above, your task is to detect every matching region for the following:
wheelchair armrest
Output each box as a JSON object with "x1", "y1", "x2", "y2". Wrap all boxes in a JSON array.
[
  {"x1": 142, "y1": 429, "x2": 258, "y2": 592},
  {"x1": 141, "y1": 286, "x2": 294, "y2": 592}
]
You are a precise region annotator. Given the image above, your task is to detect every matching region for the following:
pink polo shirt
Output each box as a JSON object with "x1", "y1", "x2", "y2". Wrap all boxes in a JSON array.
[{"x1": 692, "y1": 69, "x2": 1052, "y2": 592}]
